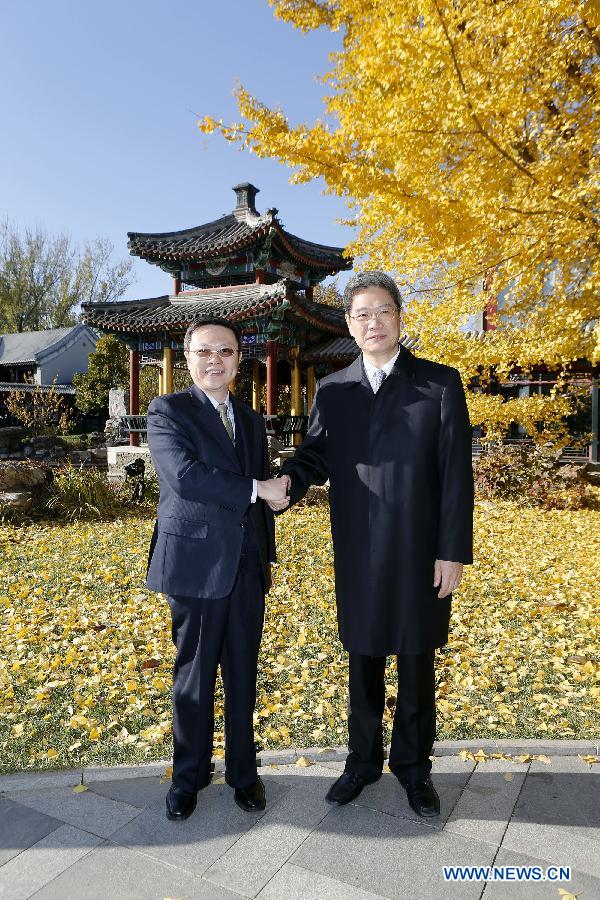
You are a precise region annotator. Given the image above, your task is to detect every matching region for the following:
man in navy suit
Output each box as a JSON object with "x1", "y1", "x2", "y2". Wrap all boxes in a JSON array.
[{"x1": 146, "y1": 316, "x2": 289, "y2": 821}]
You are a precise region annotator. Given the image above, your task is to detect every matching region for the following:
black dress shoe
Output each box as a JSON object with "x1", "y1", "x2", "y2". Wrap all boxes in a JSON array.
[
  {"x1": 234, "y1": 777, "x2": 266, "y2": 812},
  {"x1": 166, "y1": 785, "x2": 197, "y2": 821},
  {"x1": 399, "y1": 776, "x2": 440, "y2": 817},
  {"x1": 325, "y1": 771, "x2": 381, "y2": 805}
]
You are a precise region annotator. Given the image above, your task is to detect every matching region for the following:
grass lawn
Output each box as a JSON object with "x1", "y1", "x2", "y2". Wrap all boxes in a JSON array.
[{"x1": 0, "y1": 499, "x2": 598, "y2": 773}]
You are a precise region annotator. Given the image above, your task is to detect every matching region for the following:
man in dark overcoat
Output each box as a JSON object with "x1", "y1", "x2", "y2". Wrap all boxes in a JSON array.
[
  {"x1": 146, "y1": 316, "x2": 289, "y2": 821},
  {"x1": 280, "y1": 271, "x2": 474, "y2": 817}
]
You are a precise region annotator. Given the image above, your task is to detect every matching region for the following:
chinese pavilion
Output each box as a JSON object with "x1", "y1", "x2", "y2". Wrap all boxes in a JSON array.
[{"x1": 82, "y1": 183, "x2": 361, "y2": 444}]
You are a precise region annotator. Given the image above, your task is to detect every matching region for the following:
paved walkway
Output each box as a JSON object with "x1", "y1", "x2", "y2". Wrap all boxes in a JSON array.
[{"x1": 0, "y1": 740, "x2": 598, "y2": 899}]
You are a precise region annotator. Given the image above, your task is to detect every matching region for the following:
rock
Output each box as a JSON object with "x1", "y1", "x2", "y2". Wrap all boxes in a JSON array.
[
  {"x1": 0, "y1": 463, "x2": 48, "y2": 491},
  {"x1": 0, "y1": 490, "x2": 33, "y2": 512},
  {"x1": 30, "y1": 435, "x2": 59, "y2": 451},
  {"x1": 104, "y1": 417, "x2": 128, "y2": 446},
  {"x1": 68, "y1": 450, "x2": 90, "y2": 465},
  {"x1": 108, "y1": 388, "x2": 128, "y2": 419},
  {"x1": 558, "y1": 463, "x2": 584, "y2": 482}
]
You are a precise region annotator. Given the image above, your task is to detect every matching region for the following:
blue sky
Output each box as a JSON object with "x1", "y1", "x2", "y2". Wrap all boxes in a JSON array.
[{"x1": 0, "y1": 0, "x2": 354, "y2": 300}]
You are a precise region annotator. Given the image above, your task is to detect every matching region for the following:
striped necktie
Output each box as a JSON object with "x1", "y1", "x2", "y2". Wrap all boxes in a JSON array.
[{"x1": 217, "y1": 402, "x2": 235, "y2": 445}]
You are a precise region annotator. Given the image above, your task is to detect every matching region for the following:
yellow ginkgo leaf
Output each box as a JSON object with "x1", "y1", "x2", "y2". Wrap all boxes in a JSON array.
[
  {"x1": 73, "y1": 783, "x2": 88, "y2": 793},
  {"x1": 458, "y1": 750, "x2": 476, "y2": 761},
  {"x1": 159, "y1": 766, "x2": 173, "y2": 784},
  {"x1": 296, "y1": 756, "x2": 312, "y2": 767}
]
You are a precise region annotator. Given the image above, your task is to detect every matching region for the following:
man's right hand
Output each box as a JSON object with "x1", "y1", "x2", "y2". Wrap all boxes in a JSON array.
[{"x1": 257, "y1": 477, "x2": 290, "y2": 511}]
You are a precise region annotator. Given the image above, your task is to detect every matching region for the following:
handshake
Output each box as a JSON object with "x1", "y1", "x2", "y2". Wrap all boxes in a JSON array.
[{"x1": 257, "y1": 474, "x2": 291, "y2": 511}]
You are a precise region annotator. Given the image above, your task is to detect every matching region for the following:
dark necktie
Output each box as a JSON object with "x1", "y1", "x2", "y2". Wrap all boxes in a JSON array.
[{"x1": 217, "y1": 402, "x2": 235, "y2": 445}]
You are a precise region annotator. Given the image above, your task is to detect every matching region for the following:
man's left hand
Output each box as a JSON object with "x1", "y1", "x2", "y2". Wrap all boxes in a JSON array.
[{"x1": 434, "y1": 560, "x2": 463, "y2": 598}]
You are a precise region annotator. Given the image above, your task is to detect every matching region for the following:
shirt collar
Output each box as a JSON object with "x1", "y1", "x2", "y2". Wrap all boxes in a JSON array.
[
  {"x1": 363, "y1": 348, "x2": 401, "y2": 383},
  {"x1": 200, "y1": 389, "x2": 233, "y2": 413}
]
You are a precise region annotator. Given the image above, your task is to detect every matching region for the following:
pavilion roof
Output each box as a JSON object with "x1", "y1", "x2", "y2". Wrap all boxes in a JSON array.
[
  {"x1": 81, "y1": 281, "x2": 347, "y2": 335},
  {"x1": 127, "y1": 184, "x2": 351, "y2": 274}
]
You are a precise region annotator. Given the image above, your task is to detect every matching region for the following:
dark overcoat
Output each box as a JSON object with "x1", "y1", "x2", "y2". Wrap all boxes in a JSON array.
[
  {"x1": 282, "y1": 346, "x2": 474, "y2": 656},
  {"x1": 146, "y1": 384, "x2": 276, "y2": 599}
]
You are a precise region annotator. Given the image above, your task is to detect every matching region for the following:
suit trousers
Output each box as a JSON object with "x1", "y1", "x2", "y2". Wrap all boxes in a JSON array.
[
  {"x1": 345, "y1": 650, "x2": 436, "y2": 783},
  {"x1": 167, "y1": 534, "x2": 265, "y2": 795}
]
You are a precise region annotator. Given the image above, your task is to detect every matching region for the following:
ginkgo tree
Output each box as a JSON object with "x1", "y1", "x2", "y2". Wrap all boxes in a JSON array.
[{"x1": 201, "y1": 0, "x2": 599, "y2": 444}]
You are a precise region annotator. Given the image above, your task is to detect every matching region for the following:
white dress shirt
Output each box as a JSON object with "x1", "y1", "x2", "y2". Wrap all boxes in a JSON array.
[{"x1": 363, "y1": 348, "x2": 401, "y2": 393}]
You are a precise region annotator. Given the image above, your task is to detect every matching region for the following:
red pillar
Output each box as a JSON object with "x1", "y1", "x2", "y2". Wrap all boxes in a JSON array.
[
  {"x1": 265, "y1": 340, "x2": 278, "y2": 415},
  {"x1": 255, "y1": 268, "x2": 265, "y2": 285},
  {"x1": 129, "y1": 349, "x2": 140, "y2": 447},
  {"x1": 173, "y1": 276, "x2": 182, "y2": 295}
]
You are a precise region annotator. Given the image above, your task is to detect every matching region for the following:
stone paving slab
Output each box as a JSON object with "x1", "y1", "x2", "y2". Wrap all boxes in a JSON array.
[
  {"x1": 87, "y1": 776, "x2": 169, "y2": 810},
  {"x1": 0, "y1": 824, "x2": 102, "y2": 900},
  {"x1": 501, "y1": 763, "x2": 600, "y2": 878},
  {"x1": 444, "y1": 759, "x2": 529, "y2": 846},
  {"x1": 290, "y1": 803, "x2": 498, "y2": 899},
  {"x1": 109, "y1": 779, "x2": 289, "y2": 879},
  {"x1": 29, "y1": 841, "x2": 244, "y2": 900},
  {"x1": 82, "y1": 762, "x2": 169, "y2": 784},
  {"x1": 0, "y1": 772, "x2": 84, "y2": 795},
  {"x1": 484, "y1": 846, "x2": 600, "y2": 898},
  {"x1": 255, "y1": 861, "x2": 386, "y2": 899},
  {"x1": 4, "y1": 786, "x2": 142, "y2": 840},
  {"x1": 204, "y1": 766, "x2": 333, "y2": 897},
  {"x1": 0, "y1": 799, "x2": 62, "y2": 868}
]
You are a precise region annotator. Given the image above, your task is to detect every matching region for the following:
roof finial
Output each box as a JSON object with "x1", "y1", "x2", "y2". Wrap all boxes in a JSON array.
[{"x1": 232, "y1": 183, "x2": 260, "y2": 219}]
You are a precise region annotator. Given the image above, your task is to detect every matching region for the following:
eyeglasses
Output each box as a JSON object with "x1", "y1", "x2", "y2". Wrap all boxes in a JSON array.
[
  {"x1": 186, "y1": 347, "x2": 237, "y2": 358},
  {"x1": 348, "y1": 306, "x2": 397, "y2": 324}
]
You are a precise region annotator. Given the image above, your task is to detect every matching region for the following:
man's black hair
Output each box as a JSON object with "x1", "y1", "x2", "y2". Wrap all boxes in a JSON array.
[{"x1": 183, "y1": 317, "x2": 242, "y2": 352}]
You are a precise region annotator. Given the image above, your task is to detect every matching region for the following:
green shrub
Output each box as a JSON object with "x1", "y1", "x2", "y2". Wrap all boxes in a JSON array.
[{"x1": 47, "y1": 465, "x2": 121, "y2": 521}]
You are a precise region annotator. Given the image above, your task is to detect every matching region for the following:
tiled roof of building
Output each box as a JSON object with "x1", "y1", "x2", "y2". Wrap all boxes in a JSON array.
[
  {"x1": 0, "y1": 326, "x2": 94, "y2": 365},
  {"x1": 128, "y1": 212, "x2": 350, "y2": 270},
  {"x1": 289, "y1": 297, "x2": 346, "y2": 332},
  {"x1": 81, "y1": 283, "x2": 293, "y2": 333},
  {"x1": 127, "y1": 184, "x2": 351, "y2": 272},
  {"x1": 0, "y1": 382, "x2": 76, "y2": 395}
]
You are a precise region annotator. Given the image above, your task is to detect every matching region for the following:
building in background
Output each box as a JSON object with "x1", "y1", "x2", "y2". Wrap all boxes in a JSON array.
[{"x1": 82, "y1": 183, "x2": 362, "y2": 446}]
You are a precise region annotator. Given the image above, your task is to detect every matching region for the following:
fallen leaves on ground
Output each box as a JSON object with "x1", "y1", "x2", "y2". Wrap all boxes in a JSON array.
[{"x1": 0, "y1": 497, "x2": 598, "y2": 772}]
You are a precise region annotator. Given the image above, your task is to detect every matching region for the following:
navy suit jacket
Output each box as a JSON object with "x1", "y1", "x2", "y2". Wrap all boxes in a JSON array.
[{"x1": 146, "y1": 384, "x2": 276, "y2": 599}]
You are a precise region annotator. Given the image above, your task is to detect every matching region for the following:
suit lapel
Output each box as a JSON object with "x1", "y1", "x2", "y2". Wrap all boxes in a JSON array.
[
  {"x1": 231, "y1": 396, "x2": 254, "y2": 477},
  {"x1": 188, "y1": 384, "x2": 241, "y2": 472}
]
